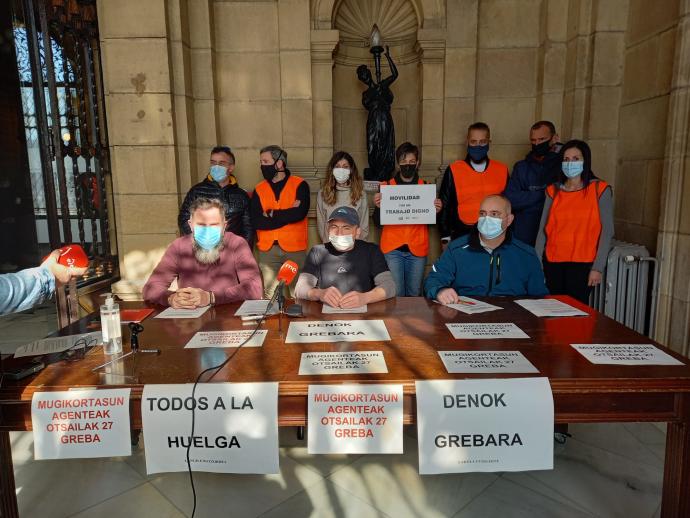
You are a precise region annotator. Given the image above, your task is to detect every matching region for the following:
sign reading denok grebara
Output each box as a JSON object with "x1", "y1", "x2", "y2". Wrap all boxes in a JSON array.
[{"x1": 416, "y1": 378, "x2": 554, "y2": 474}]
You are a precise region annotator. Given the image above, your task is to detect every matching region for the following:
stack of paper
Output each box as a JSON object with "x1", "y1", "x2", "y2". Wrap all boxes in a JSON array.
[
  {"x1": 14, "y1": 331, "x2": 101, "y2": 358},
  {"x1": 438, "y1": 297, "x2": 503, "y2": 314},
  {"x1": 515, "y1": 299, "x2": 588, "y2": 317},
  {"x1": 322, "y1": 304, "x2": 368, "y2": 314},
  {"x1": 234, "y1": 300, "x2": 279, "y2": 317}
]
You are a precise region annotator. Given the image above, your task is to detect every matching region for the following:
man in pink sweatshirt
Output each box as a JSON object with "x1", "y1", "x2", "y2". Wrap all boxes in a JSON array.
[{"x1": 143, "y1": 197, "x2": 262, "y2": 307}]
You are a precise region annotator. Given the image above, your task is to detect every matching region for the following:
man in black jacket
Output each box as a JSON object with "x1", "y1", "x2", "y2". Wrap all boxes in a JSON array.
[{"x1": 177, "y1": 146, "x2": 253, "y2": 246}]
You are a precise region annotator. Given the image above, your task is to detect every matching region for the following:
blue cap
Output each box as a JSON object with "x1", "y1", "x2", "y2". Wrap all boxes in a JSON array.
[{"x1": 327, "y1": 206, "x2": 359, "y2": 226}]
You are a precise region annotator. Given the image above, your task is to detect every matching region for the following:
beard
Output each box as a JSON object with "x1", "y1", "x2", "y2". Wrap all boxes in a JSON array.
[{"x1": 193, "y1": 239, "x2": 225, "y2": 265}]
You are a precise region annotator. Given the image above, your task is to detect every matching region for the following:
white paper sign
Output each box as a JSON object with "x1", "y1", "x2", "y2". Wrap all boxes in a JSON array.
[
  {"x1": 154, "y1": 306, "x2": 210, "y2": 319},
  {"x1": 286, "y1": 320, "x2": 390, "y2": 343},
  {"x1": 380, "y1": 184, "x2": 436, "y2": 225},
  {"x1": 416, "y1": 378, "x2": 553, "y2": 474},
  {"x1": 14, "y1": 331, "x2": 101, "y2": 358},
  {"x1": 184, "y1": 330, "x2": 268, "y2": 349},
  {"x1": 234, "y1": 300, "x2": 278, "y2": 317},
  {"x1": 322, "y1": 304, "x2": 368, "y2": 314},
  {"x1": 438, "y1": 351, "x2": 539, "y2": 373},
  {"x1": 363, "y1": 180, "x2": 381, "y2": 192},
  {"x1": 308, "y1": 384, "x2": 403, "y2": 454},
  {"x1": 515, "y1": 299, "x2": 588, "y2": 317},
  {"x1": 571, "y1": 343, "x2": 684, "y2": 366},
  {"x1": 438, "y1": 297, "x2": 503, "y2": 314},
  {"x1": 31, "y1": 389, "x2": 131, "y2": 460},
  {"x1": 446, "y1": 323, "x2": 529, "y2": 339},
  {"x1": 141, "y1": 383, "x2": 279, "y2": 474},
  {"x1": 299, "y1": 351, "x2": 388, "y2": 375}
]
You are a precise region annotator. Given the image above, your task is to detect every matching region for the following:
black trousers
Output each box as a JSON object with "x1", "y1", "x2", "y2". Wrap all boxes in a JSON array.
[{"x1": 543, "y1": 260, "x2": 593, "y2": 305}]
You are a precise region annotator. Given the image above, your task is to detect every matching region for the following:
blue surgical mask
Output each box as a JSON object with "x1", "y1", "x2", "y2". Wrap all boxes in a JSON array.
[
  {"x1": 193, "y1": 225, "x2": 223, "y2": 250},
  {"x1": 562, "y1": 161, "x2": 584, "y2": 178},
  {"x1": 210, "y1": 165, "x2": 228, "y2": 182},
  {"x1": 468, "y1": 144, "x2": 489, "y2": 162},
  {"x1": 477, "y1": 216, "x2": 505, "y2": 240}
]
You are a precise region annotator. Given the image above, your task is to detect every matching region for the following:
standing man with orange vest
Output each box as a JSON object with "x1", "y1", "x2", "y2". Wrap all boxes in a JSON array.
[
  {"x1": 373, "y1": 142, "x2": 442, "y2": 296},
  {"x1": 438, "y1": 122, "x2": 508, "y2": 248},
  {"x1": 250, "y1": 145, "x2": 310, "y2": 298}
]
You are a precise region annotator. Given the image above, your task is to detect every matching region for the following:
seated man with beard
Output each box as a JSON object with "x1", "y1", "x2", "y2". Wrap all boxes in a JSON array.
[{"x1": 143, "y1": 197, "x2": 262, "y2": 307}]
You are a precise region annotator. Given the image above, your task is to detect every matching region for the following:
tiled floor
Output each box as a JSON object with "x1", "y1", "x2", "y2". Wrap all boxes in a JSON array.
[
  {"x1": 2, "y1": 307, "x2": 668, "y2": 518},
  {"x1": 10, "y1": 422, "x2": 666, "y2": 518}
]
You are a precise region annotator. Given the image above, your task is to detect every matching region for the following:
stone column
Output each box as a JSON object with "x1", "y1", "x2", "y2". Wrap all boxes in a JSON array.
[
  {"x1": 310, "y1": 30, "x2": 339, "y2": 168},
  {"x1": 97, "y1": 0, "x2": 180, "y2": 298},
  {"x1": 656, "y1": 0, "x2": 690, "y2": 355},
  {"x1": 416, "y1": 29, "x2": 446, "y2": 179}
]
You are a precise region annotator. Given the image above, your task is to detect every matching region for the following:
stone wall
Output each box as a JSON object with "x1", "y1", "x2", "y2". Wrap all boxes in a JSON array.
[{"x1": 97, "y1": 0, "x2": 690, "y2": 354}]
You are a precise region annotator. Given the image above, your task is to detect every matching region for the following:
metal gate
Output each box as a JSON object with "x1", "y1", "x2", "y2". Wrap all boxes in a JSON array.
[{"x1": 9, "y1": 0, "x2": 118, "y2": 326}]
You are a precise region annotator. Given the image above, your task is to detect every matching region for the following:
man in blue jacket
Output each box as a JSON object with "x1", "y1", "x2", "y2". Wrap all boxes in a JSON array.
[
  {"x1": 424, "y1": 194, "x2": 548, "y2": 303},
  {"x1": 504, "y1": 121, "x2": 562, "y2": 246}
]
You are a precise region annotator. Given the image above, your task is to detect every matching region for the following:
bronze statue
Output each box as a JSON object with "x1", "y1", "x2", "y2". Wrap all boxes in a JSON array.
[{"x1": 357, "y1": 45, "x2": 398, "y2": 182}]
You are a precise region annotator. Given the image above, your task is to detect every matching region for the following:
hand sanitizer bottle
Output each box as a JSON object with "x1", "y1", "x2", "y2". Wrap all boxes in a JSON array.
[{"x1": 100, "y1": 293, "x2": 122, "y2": 355}]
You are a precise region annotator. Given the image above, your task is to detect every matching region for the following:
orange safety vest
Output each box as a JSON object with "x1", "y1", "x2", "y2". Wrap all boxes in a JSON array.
[
  {"x1": 450, "y1": 159, "x2": 508, "y2": 225},
  {"x1": 379, "y1": 179, "x2": 430, "y2": 257},
  {"x1": 544, "y1": 180, "x2": 609, "y2": 263},
  {"x1": 255, "y1": 175, "x2": 308, "y2": 252}
]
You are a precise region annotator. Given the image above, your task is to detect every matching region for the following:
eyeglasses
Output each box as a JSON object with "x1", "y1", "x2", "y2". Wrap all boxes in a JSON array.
[{"x1": 60, "y1": 337, "x2": 99, "y2": 362}]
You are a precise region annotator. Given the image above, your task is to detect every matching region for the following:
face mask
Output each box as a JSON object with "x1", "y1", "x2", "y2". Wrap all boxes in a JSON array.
[
  {"x1": 468, "y1": 144, "x2": 489, "y2": 162},
  {"x1": 332, "y1": 167, "x2": 351, "y2": 184},
  {"x1": 261, "y1": 163, "x2": 278, "y2": 182},
  {"x1": 477, "y1": 216, "x2": 505, "y2": 240},
  {"x1": 532, "y1": 140, "x2": 551, "y2": 157},
  {"x1": 562, "y1": 161, "x2": 584, "y2": 178},
  {"x1": 193, "y1": 225, "x2": 222, "y2": 250},
  {"x1": 399, "y1": 164, "x2": 417, "y2": 181},
  {"x1": 329, "y1": 233, "x2": 354, "y2": 252},
  {"x1": 210, "y1": 165, "x2": 228, "y2": 182}
]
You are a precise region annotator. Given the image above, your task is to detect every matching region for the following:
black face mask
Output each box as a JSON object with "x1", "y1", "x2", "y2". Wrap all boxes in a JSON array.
[
  {"x1": 532, "y1": 140, "x2": 551, "y2": 157},
  {"x1": 399, "y1": 164, "x2": 418, "y2": 181},
  {"x1": 261, "y1": 163, "x2": 278, "y2": 182}
]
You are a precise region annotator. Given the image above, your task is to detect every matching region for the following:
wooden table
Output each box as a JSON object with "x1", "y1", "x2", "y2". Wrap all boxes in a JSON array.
[{"x1": 2, "y1": 296, "x2": 690, "y2": 517}]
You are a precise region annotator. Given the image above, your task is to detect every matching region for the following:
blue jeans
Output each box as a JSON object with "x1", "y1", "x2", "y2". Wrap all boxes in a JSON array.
[{"x1": 384, "y1": 249, "x2": 426, "y2": 297}]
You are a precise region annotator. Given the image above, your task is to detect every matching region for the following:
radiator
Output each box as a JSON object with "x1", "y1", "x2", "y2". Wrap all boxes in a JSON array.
[{"x1": 589, "y1": 240, "x2": 659, "y2": 337}]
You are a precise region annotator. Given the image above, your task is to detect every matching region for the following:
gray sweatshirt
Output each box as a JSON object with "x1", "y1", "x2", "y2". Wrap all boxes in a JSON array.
[{"x1": 534, "y1": 182, "x2": 614, "y2": 272}]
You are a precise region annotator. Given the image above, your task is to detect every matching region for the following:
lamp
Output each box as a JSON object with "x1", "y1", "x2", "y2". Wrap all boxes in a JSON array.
[{"x1": 369, "y1": 24, "x2": 384, "y2": 83}]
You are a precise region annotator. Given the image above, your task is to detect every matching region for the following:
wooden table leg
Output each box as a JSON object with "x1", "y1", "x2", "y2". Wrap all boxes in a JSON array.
[
  {"x1": 661, "y1": 395, "x2": 690, "y2": 517},
  {"x1": 0, "y1": 431, "x2": 19, "y2": 518}
]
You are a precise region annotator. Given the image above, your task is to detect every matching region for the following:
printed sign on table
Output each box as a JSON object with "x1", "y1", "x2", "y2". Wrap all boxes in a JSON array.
[
  {"x1": 141, "y1": 383, "x2": 279, "y2": 474},
  {"x1": 184, "y1": 330, "x2": 268, "y2": 349},
  {"x1": 438, "y1": 351, "x2": 539, "y2": 373},
  {"x1": 286, "y1": 320, "x2": 390, "y2": 343},
  {"x1": 438, "y1": 297, "x2": 503, "y2": 315},
  {"x1": 380, "y1": 184, "x2": 436, "y2": 225},
  {"x1": 299, "y1": 351, "x2": 388, "y2": 375},
  {"x1": 446, "y1": 323, "x2": 529, "y2": 339},
  {"x1": 571, "y1": 344, "x2": 684, "y2": 366},
  {"x1": 416, "y1": 378, "x2": 553, "y2": 474},
  {"x1": 308, "y1": 384, "x2": 403, "y2": 454},
  {"x1": 31, "y1": 389, "x2": 131, "y2": 460}
]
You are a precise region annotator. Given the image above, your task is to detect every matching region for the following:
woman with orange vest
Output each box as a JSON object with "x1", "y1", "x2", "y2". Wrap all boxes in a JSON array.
[
  {"x1": 373, "y1": 142, "x2": 442, "y2": 296},
  {"x1": 535, "y1": 140, "x2": 614, "y2": 304}
]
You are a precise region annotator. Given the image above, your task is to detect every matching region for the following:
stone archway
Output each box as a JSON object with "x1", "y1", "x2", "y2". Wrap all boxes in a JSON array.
[{"x1": 330, "y1": 0, "x2": 421, "y2": 173}]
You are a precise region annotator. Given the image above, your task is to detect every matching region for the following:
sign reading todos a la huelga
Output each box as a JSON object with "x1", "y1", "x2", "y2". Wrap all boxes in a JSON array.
[
  {"x1": 141, "y1": 382, "x2": 279, "y2": 474},
  {"x1": 416, "y1": 378, "x2": 554, "y2": 474}
]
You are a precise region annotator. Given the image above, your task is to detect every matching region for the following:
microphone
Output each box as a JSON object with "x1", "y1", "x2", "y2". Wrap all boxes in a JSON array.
[
  {"x1": 43, "y1": 244, "x2": 89, "y2": 268},
  {"x1": 267, "y1": 260, "x2": 299, "y2": 312}
]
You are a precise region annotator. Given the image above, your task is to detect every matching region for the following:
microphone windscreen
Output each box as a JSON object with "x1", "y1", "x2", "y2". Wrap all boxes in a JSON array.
[
  {"x1": 44, "y1": 244, "x2": 89, "y2": 268},
  {"x1": 276, "y1": 260, "x2": 299, "y2": 285}
]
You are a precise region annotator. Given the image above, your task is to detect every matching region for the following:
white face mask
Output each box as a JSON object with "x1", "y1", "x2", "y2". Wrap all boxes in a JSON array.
[
  {"x1": 329, "y1": 233, "x2": 354, "y2": 251},
  {"x1": 332, "y1": 167, "x2": 351, "y2": 184}
]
